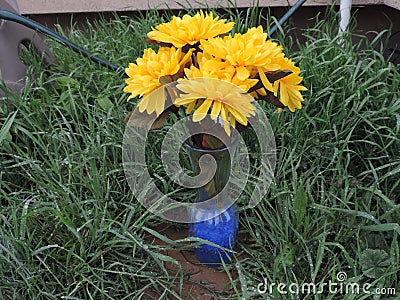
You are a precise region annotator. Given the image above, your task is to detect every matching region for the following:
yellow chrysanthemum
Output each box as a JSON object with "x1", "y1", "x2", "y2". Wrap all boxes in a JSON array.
[
  {"x1": 184, "y1": 52, "x2": 259, "y2": 92},
  {"x1": 123, "y1": 47, "x2": 192, "y2": 115},
  {"x1": 147, "y1": 11, "x2": 234, "y2": 48},
  {"x1": 273, "y1": 58, "x2": 308, "y2": 112},
  {"x1": 201, "y1": 26, "x2": 285, "y2": 81},
  {"x1": 174, "y1": 78, "x2": 256, "y2": 135}
]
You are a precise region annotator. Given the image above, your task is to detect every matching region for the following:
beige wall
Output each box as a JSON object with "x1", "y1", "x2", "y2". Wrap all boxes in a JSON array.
[{"x1": 16, "y1": 0, "x2": 399, "y2": 15}]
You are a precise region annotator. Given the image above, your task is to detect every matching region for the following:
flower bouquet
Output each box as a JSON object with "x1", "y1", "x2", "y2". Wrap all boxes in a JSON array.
[{"x1": 123, "y1": 11, "x2": 306, "y2": 266}]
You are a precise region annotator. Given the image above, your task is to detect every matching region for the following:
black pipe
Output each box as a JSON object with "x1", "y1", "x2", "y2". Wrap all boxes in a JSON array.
[
  {"x1": 0, "y1": 10, "x2": 125, "y2": 74},
  {"x1": 269, "y1": 0, "x2": 308, "y2": 36}
]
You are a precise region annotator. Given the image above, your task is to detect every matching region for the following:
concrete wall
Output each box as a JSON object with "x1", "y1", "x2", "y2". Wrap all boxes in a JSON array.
[{"x1": 15, "y1": 0, "x2": 400, "y2": 14}]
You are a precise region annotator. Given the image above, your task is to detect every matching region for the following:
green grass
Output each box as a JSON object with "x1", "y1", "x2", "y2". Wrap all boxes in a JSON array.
[{"x1": 1, "y1": 6, "x2": 399, "y2": 300}]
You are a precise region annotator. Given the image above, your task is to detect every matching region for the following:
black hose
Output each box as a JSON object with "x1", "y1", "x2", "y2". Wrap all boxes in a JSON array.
[
  {"x1": 269, "y1": 0, "x2": 308, "y2": 36},
  {"x1": 0, "y1": 10, "x2": 125, "y2": 74}
]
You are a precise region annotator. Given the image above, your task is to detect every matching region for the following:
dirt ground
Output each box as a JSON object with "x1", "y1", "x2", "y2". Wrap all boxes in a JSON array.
[{"x1": 144, "y1": 224, "x2": 241, "y2": 299}]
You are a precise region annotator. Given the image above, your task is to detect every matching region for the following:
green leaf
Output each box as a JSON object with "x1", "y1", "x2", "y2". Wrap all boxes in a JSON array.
[
  {"x1": 363, "y1": 234, "x2": 388, "y2": 249},
  {"x1": 362, "y1": 223, "x2": 400, "y2": 235},
  {"x1": 52, "y1": 209, "x2": 78, "y2": 238},
  {"x1": 147, "y1": 250, "x2": 178, "y2": 264},
  {"x1": 97, "y1": 96, "x2": 114, "y2": 111},
  {"x1": 293, "y1": 184, "x2": 307, "y2": 228},
  {"x1": 55, "y1": 76, "x2": 79, "y2": 88},
  {"x1": 0, "y1": 111, "x2": 17, "y2": 145},
  {"x1": 275, "y1": 243, "x2": 296, "y2": 269},
  {"x1": 360, "y1": 249, "x2": 392, "y2": 279},
  {"x1": 142, "y1": 227, "x2": 175, "y2": 244}
]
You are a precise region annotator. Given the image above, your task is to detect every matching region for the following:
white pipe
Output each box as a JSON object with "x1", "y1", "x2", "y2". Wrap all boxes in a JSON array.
[{"x1": 339, "y1": 0, "x2": 352, "y2": 34}]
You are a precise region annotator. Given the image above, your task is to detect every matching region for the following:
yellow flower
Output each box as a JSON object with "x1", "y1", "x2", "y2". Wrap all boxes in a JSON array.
[
  {"x1": 273, "y1": 58, "x2": 307, "y2": 112},
  {"x1": 147, "y1": 11, "x2": 234, "y2": 48},
  {"x1": 201, "y1": 26, "x2": 285, "y2": 81},
  {"x1": 184, "y1": 52, "x2": 258, "y2": 92},
  {"x1": 123, "y1": 47, "x2": 192, "y2": 115},
  {"x1": 174, "y1": 78, "x2": 256, "y2": 135}
]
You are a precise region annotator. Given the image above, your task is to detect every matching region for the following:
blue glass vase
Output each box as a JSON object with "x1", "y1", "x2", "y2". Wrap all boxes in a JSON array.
[{"x1": 184, "y1": 136, "x2": 239, "y2": 267}]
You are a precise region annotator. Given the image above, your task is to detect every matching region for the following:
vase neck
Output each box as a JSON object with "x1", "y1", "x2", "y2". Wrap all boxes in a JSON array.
[{"x1": 184, "y1": 136, "x2": 238, "y2": 202}]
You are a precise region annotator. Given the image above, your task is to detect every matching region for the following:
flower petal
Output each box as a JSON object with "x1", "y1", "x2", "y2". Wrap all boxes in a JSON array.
[
  {"x1": 210, "y1": 101, "x2": 222, "y2": 119},
  {"x1": 236, "y1": 66, "x2": 250, "y2": 81},
  {"x1": 193, "y1": 98, "x2": 213, "y2": 122},
  {"x1": 258, "y1": 68, "x2": 274, "y2": 92}
]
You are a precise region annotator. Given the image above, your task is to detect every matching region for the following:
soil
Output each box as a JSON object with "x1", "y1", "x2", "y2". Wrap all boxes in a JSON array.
[{"x1": 143, "y1": 223, "x2": 241, "y2": 299}]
